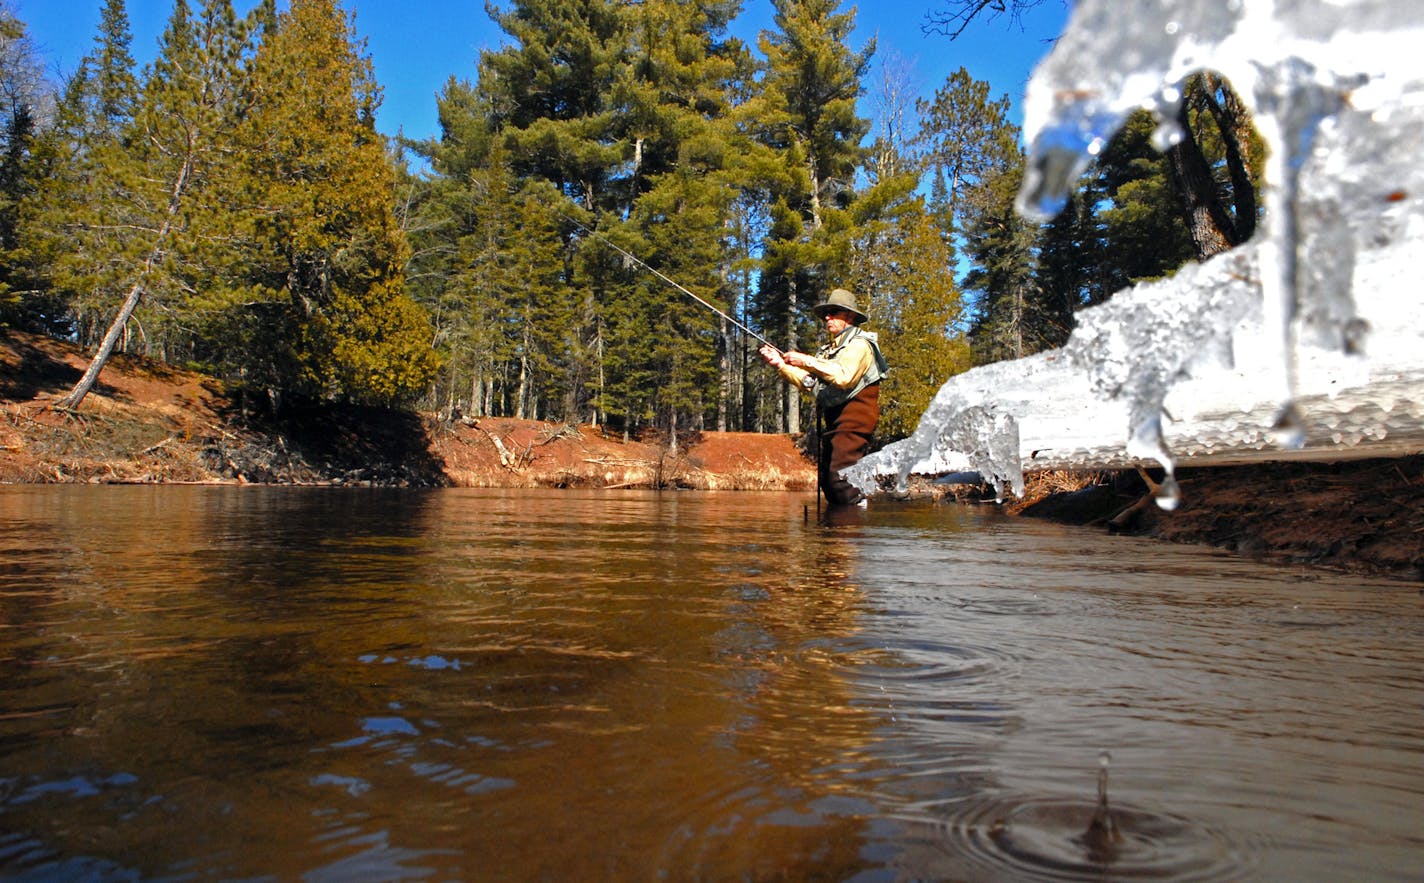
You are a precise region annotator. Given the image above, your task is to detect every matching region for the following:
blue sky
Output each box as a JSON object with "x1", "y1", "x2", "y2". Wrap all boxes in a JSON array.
[{"x1": 18, "y1": 0, "x2": 1067, "y2": 143}]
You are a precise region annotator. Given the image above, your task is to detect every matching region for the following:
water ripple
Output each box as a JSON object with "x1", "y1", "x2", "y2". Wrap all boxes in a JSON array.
[{"x1": 895, "y1": 794, "x2": 1259, "y2": 881}]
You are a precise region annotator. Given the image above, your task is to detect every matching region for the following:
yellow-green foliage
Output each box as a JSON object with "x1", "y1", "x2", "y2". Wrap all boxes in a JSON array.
[
  {"x1": 235, "y1": 0, "x2": 435, "y2": 405},
  {"x1": 854, "y1": 203, "x2": 971, "y2": 442}
]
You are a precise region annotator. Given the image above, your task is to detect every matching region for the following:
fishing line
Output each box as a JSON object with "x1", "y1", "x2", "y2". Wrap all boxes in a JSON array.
[{"x1": 553, "y1": 208, "x2": 781, "y2": 352}]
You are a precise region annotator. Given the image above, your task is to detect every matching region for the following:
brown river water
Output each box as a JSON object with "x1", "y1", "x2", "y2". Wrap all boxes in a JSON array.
[{"x1": 1, "y1": 485, "x2": 1421, "y2": 881}]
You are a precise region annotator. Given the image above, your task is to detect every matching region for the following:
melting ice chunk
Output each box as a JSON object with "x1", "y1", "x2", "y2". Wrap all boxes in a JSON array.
[
  {"x1": 854, "y1": 0, "x2": 1424, "y2": 497},
  {"x1": 1020, "y1": 0, "x2": 1424, "y2": 475}
]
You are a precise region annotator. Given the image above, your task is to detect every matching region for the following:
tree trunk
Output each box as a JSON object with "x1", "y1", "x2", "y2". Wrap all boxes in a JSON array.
[
  {"x1": 515, "y1": 354, "x2": 529, "y2": 420},
  {"x1": 1201, "y1": 76, "x2": 1258, "y2": 244},
  {"x1": 1166, "y1": 132, "x2": 1236, "y2": 259},
  {"x1": 717, "y1": 316, "x2": 730, "y2": 432},
  {"x1": 596, "y1": 324, "x2": 605, "y2": 428},
  {"x1": 806, "y1": 144, "x2": 824, "y2": 232},
  {"x1": 53, "y1": 277, "x2": 148, "y2": 410},
  {"x1": 1165, "y1": 75, "x2": 1257, "y2": 260},
  {"x1": 785, "y1": 278, "x2": 802, "y2": 434}
]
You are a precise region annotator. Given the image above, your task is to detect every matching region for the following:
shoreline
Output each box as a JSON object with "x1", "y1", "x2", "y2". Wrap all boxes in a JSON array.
[{"x1": 4, "y1": 329, "x2": 1420, "y2": 582}]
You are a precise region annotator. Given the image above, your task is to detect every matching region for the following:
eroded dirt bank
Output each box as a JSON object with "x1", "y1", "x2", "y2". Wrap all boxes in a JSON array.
[
  {"x1": 4, "y1": 330, "x2": 1420, "y2": 580},
  {"x1": 998, "y1": 460, "x2": 1424, "y2": 580},
  {"x1": 0, "y1": 330, "x2": 814, "y2": 491}
]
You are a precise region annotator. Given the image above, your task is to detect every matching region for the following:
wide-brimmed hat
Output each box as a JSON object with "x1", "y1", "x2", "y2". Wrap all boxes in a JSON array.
[{"x1": 811, "y1": 288, "x2": 868, "y2": 324}]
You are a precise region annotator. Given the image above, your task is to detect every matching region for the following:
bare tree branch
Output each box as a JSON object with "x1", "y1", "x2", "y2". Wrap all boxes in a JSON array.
[{"x1": 922, "y1": 0, "x2": 1058, "y2": 41}]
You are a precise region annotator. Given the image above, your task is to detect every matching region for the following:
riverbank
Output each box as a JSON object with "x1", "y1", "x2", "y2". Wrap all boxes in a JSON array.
[
  {"x1": 0, "y1": 331, "x2": 813, "y2": 492},
  {"x1": 3, "y1": 329, "x2": 1420, "y2": 580},
  {"x1": 996, "y1": 458, "x2": 1424, "y2": 580}
]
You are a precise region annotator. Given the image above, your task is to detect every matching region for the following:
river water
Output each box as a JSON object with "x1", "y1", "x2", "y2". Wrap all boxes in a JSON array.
[{"x1": 0, "y1": 486, "x2": 1420, "y2": 881}]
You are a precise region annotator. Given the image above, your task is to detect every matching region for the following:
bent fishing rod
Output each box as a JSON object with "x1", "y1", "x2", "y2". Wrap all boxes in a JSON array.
[{"x1": 555, "y1": 209, "x2": 782, "y2": 353}]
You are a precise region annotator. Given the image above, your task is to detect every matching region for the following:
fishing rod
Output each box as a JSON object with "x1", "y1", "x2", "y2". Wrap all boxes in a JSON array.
[{"x1": 555, "y1": 209, "x2": 781, "y2": 353}]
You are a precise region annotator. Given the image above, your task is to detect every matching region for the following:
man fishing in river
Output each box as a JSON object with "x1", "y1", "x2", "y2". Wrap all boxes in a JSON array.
[{"x1": 760, "y1": 288, "x2": 887, "y2": 508}]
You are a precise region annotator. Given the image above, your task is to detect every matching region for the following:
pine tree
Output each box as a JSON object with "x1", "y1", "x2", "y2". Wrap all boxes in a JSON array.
[
  {"x1": 471, "y1": 0, "x2": 754, "y2": 438},
  {"x1": 229, "y1": 0, "x2": 435, "y2": 408},
  {"x1": 86, "y1": 0, "x2": 139, "y2": 141},
  {"x1": 0, "y1": 4, "x2": 56, "y2": 331},
  {"x1": 600, "y1": 172, "x2": 729, "y2": 444},
  {"x1": 24, "y1": 0, "x2": 141, "y2": 352},
  {"x1": 726, "y1": 191, "x2": 772, "y2": 431},
  {"x1": 915, "y1": 66, "x2": 1017, "y2": 237},
  {"x1": 481, "y1": 0, "x2": 628, "y2": 209},
  {"x1": 963, "y1": 159, "x2": 1040, "y2": 364},
  {"x1": 603, "y1": 0, "x2": 750, "y2": 442},
  {"x1": 36, "y1": 0, "x2": 260, "y2": 409},
  {"x1": 1029, "y1": 187, "x2": 1098, "y2": 350},
  {"x1": 851, "y1": 200, "x2": 970, "y2": 441},
  {"x1": 410, "y1": 69, "x2": 590, "y2": 425},
  {"x1": 404, "y1": 78, "x2": 515, "y2": 418},
  {"x1": 1023, "y1": 109, "x2": 1197, "y2": 354},
  {"x1": 748, "y1": 0, "x2": 873, "y2": 433},
  {"x1": 1094, "y1": 109, "x2": 1195, "y2": 288},
  {"x1": 477, "y1": 0, "x2": 645, "y2": 431}
]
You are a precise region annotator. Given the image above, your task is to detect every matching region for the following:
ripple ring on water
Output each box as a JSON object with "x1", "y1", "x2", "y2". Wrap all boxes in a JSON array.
[{"x1": 897, "y1": 794, "x2": 1258, "y2": 881}]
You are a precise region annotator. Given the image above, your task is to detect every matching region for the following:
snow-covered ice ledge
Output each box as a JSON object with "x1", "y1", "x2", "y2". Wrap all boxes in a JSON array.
[{"x1": 850, "y1": 0, "x2": 1424, "y2": 503}]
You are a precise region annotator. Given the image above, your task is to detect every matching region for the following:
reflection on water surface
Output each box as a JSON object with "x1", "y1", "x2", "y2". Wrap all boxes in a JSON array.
[{"x1": 1, "y1": 486, "x2": 1421, "y2": 880}]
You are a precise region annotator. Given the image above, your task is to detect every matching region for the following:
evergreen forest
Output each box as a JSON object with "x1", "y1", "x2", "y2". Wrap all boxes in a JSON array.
[{"x1": 0, "y1": 0, "x2": 1259, "y2": 444}]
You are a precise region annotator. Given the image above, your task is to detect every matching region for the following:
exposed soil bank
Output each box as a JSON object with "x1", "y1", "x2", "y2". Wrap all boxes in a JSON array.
[
  {"x1": 0, "y1": 330, "x2": 814, "y2": 491},
  {"x1": 1000, "y1": 460, "x2": 1424, "y2": 581},
  {"x1": 4, "y1": 330, "x2": 1420, "y2": 581}
]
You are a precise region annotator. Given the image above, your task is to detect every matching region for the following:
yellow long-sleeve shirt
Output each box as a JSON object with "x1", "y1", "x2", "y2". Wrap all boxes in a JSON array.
[{"x1": 776, "y1": 331, "x2": 874, "y2": 392}]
